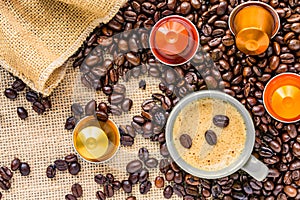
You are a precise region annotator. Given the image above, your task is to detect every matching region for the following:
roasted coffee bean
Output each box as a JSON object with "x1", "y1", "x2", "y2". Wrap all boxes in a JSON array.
[
  {"x1": 4, "y1": 88, "x2": 17, "y2": 99},
  {"x1": 104, "y1": 184, "x2": 114, "y2": 197},
  {"x1": 85, "y1": 100, "x2": 96, "y2": 115},
  {"x1": 32, "y1": 101, "x2": 45, "y2": 114},
  {"x1": 138, "y1": 168, "x2": 149, "y2": 183},
  {"x1": 126, "y1": 196, "x2": 136, "y2": 200},
  {"x1": 121, "y1": 135, "x2": 134, "y2": 146},
  {"x1": 165, "y1": 169, "x2": 175, "y2": 181},
  {"x1": 19, "y1": 162, "x2": 30, "y2": 176},
  {"x1": 71, "y1": 103, "x2": 84, "y2": 116},
  {"x1": 0, "y1": 167, "x2": 13, "y2": 181},
  {"x1": 95, "y1": 174, "x2": 107, "y2": 185},
  {"x1": 68, "y1": 162, "x2": 81, "y2": 175},
  {"x1": 65, "y1": 116, "x2": 76, "y2": 130},
  {"x1": 11, "y1": 158, "x2": 21, "y2": 171},
  {"x1": 12, "y1": 79, "x2": 26, "y2": 91},
  {"x1": 54, "y1": 160, "x2": 68, "y2": 171},
  {"x1": 133, "y1": 116, "x2": 146, "y2": 125},
  {"x1": 213, "y1": 115, "x2": 229, "y2": 127},
  {"x1": 140, "y1": 180, "x2": 152, "y2": 194},
  {"x1": 126, "y1": 160, "x2": 143, "y2": 174},
  {"x1": 122, "y1": 180, "x2": 132, "y2": 193},
  {"x1": 138, "y1": 147, "x2": 149, "y2": 161},
  {"x1": 0, "y1": 177, "x2": 11, "y2": 190},
  {"x1": 96, "y1": 191, "x2": 106, "y2": 200},
  {"x1": 284, "y1": 185, "x2": 297, "y2": 197},
  {"x1": 112, "y1": 181, "x2": 121, "y2": 191},
  {"x1": 0, "y1": 191, "x2": 2, "y2": 199},
  {"x1": 164, "y1": 185, "x2": 173, "y2": 199},
  {"x1": 142, "y1": 2, "x2": 156, "y2": 15},
  {"x1": 65, "y1": 194, "x2": 77, "y2": 200},
  {"x1": 155, "y1": 176, "x2": 165, "y2": 188},
  {"x1": 205, "y1": 130, "x2": 217, "y2": 145},
  {"x1": 106, "y1": 173, "x2": 114, "y2": 183},
  {"x1": 179, "y1": 134, "x2": 192, "y2": 149},
  {"x1": 174, "y1": 172, "x2": 183, "y2": 184},
  {"x1": 145, "y1": 158, "x2": 158, "y2": 168},
  {"x1": 109, "y1": 93, "x2": 124, "y2": 105},
  {"x1": 17, "y1": 107, "x2": 28, "y2": 119},
  {"x1": 129, "y1": 172, "x2": 139, "y2": 184},
  {"x1": 41, "y1": 98, "x2": 52, "y2": 109},
  {"x1": 121, "y1": 98, "x2": 133, "y2": 112},
  {"x1": 159, "y1": 159, "x2": 170, "y2": 174},
  {"x1": 149, "y1": 66, "x2": 161, "y2": 77},
  {"x1": 95, "y1": 110, "x2": 108, "y2": 122},
  {"x1": 46, "y1": 165, "x2": 56, "y2": 178},
  {"x1": 65, "y1": 154, "x2": 78, "y2": 164},
  {"x1": 71, "y1": 183, "x2": 83, "y2": 198},
  {"x1": 26, "y1": 91, "x2": 39, "y2": 102},
  {"x1": 160, "y1": 142, "x2": 169, "y2": 157}
]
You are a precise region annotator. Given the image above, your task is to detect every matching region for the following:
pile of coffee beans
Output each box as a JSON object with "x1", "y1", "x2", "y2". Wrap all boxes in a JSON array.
[
  {"x1": 95, "y1": 173, "x2": 122, "y2": 199},
  {"x1": 65, "y1": 183, "x2": 83, "y2": 200},
  {"x1": 46, "y1": 154, "x2": 81, "y2": 178},
  {"x1": 3, "y1": 78, "x2": 52, "y2": 119}
]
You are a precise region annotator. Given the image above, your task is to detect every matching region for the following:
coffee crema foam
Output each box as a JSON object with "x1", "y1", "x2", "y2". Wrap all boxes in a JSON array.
[{"x1": 173, "y1": 98, "x2": 247, "y2": 171}]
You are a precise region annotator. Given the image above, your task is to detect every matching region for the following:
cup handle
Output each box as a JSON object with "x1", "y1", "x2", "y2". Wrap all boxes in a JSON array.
[{"x1": 241, "y1": 155, "x2": 269, "y2": 181}]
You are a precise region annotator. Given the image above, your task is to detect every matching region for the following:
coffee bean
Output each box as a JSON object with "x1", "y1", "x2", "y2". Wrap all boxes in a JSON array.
[
  {"x1": 213, "y1": 115, "x2": 229, "y2": 127},
  {"x1": 104, "y1": 184, "x2": 114, "y2": 197},
  {"x1": 32, "y1": 101, "x2": 45, "y2": 114},
  {"x1": 145, "y1": 158, "x2": 158, "y2": 168},
  {"x1": 138, "y1": 147, "x2": 149, "y2": 161},
  {"x1": 121, "y1": 98, "x2": 133, "y2": 112},
  {"x1": 64, "y1": 154, "x2": 78, "y2": 164},
  {"x1": 0, "y1": 191, "x2": 2, "y2": 199},
  {"x1": 179, "y1": 134, "x2": 192, "y2": 149},
  {"x1": 159, "y1": 159, "x2": 170, "y2": 174},
  {"x1": 174, "y1": 172, "x2": 183, "y2": 184},
  {"x1": 141, "y1": 99, "x2": 156, "y2": 111},
  {"x1": 106, "y1": 173, "x2": 114, "y2": 183},
  {"x1": 164, "y1": 185, "x2": 173, "y2": 199},
  {"x1": 205, "y1": 130, "x2": 217, "y2": 145},
  {"x1": 160, "y1": 142, "x2": 169, "y2": 157},
  {"x1": 65, "y1": 194, "x2": 77, "y2": 200},
  {"x1": 142, "y1": 2, "x2": 156, "y2": 15},
  {"x1": 126, "y1": 160, "x2": 143, "y2": 174},
  {"x1": 140, "y1": 180, "x2": 152, "y2": 194},
  {"x1": 71, "y1": 183, "x2": 83, "y2": 198},
  {"x1": 109, "y1": 93, "x2": 124, "y2": 105},
  {"x1": 41, "y1": 98, "x2": 51, "y2": 109},
  {"x1": 121, "y1": 135, "x2": 134, "y2": 146},
  {"x1": 19, "y1": 162, "x2": 30, "y2": 176},
  {"x1": 85, "y1": 100, "x2": 96, "y2": 115},
  {"x1": 4, "y1": 88, "x2": 17, "y2": 99},
  {"x1": 126, "y1": 196, "x2": 136, "y2": 200},
  {"x1": 96, "y1": 110, "x2": 108, "y2": 122},
  {"x1": 46, "y1": 165, "x2": 56, "y2": 178},
  {"x1": 122, "y1": 180, "x2": 132, "y2": 193},
  {"x1": 96, "y1": 191, "x2": 106, "y2": 200},
  {"x1": 26, "y1": 91, "x2": 39, "y2": 102},
  {"x1": 54, "y1": 159, "x2": 68, "y2": 171},
  {"x1": 138, "y1": 168, "x2": 149, "y2": 183},
  {"x1": 149, "y1": 66, "x2": 161, "y2": 77},
  {"x1": 65, "y1": 116, "x2": 77, "y2": 130},
  {"x1": 95, "y1": 174, "x2": 107, "y2": 185},
  {"x1": 12, "y1": 79, "x2": 26, "y2": 91},
  {"x1": 112, "y1": 181, "x2": 121, "y2": 191},
  {"x1": 284, "y1": 185, "x2": 297, "y2": 197},
  {"x1": 129, "y1": 172, "x2": 139, "y2": 184},
  {"x1": 165, "y1": 169, "x2": 175, "y2": 182},
  {"x1": 0, "y1": 177, "x2": 11, "y2": 190},
  {"x1": 11, "y1": 158, "x2": 21, "y2": 171},
  {"x1": 17, "y1": 107, "x2": 28, "y2": 119},
  {"x1": 0, "y1": 167, "x2": 13, "y2": 181},
  {"x1": 155, "y1": 176, "x2": 165, "y2": 188},
  {"x1": 68, "y1": 162, "x2": 81, "y2": 175},
  {"x1": 139, "y1": 80, "x2": 146, "y2": 90}
]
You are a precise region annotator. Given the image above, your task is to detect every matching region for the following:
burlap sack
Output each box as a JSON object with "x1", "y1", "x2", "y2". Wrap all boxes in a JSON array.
[{"x1": 0, "y1": 0, "x2": 126, "y2": 96}]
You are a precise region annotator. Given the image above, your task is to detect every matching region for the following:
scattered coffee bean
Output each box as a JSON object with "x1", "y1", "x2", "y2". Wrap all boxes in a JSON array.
[
  {"x1": 68, "y1": 162, "x2": 81, "y2": 175},
  {"x1": 213, "y1": 115, "x2": 229, "y2": 127},
  {"x1": 145, "y1": 158, "x2": 158, "y2": 168},
  {"x1": 46, "y1": 165, "x2": 56, "y2": 178},
  {"x1": 25, "y1": 91, "x2": 38, "y2": 102},
  {"x1": 121, "y1": 98, "x2": 133, "y2": 112},
  {"x1": 126, "y1": 196, "x2": 136, "y2": 200},
  {"x1": 65, "y1": 116, "x2": 77, "y2": 130},
  {"x1": 138, "y1": 168, "x2": 149, "y2": 183},
  {"x1": 11, "y1": 158, "x2": 21, "y2": 171},
  {"x1": 0, "y1": 167, "x2": 13, "y2": 181},
  {"x1": 54, "y1": 159, "x2": 68, "y2": 171},
  {"x1": 126, "y1": 160, "x2": 143, "y2": 174},
  {"x1": 163, "y1": 185, "x2": 173, "y2": 199},
  {"x1": 155, "y1": 176, "x2": 165, "y2": 188},
  {"x1": 65, "y1": 154, "x2": 78, "y2": 164},
  {"x1": 11, "y1": 79, "x2": 26, "y2": 91},
  {"x1": 4, "y1": 88, "x2": 17, "y2": 99},
  {"x1": 96, "y1": 191, "x2": 106, "y2": 200},
  {"x1": 65, "y1": 194, "x2": 77, "y2": 200},
  {"x1": 17, "y1": 107, "x2": 28, "y2": 119},
  {"x1": 71, "y1": 183, "x2": 82, "y2": 198},
  {"x1": 0, "y1": 177, "x2": 11, "y2": 190},
  {"x1": 19, "y1": 162, "x2": 30, "y2": 176},
  {"x1": 85, "y1": 100, "x2": 96, "y2": 115},
  {"x1": 122, "y1": 180, "x2": 132, "y2": 193},
  {"x1": 112, "y1": 181, "x2": 121, "y2": 191},
  {"x1": 205, "y1": 130, "x2": 217, "y2": 145},
  {"x1": 179, "y1": 134, "x2": 192, "y2": 149},
  {"x1": 95, "y1": 174, "x2": 107, "y2": 185},
  {"x1": 32, "y1": 101, "x2": 45, "y2": 114},
  {"x1": 104, "y1": 184, "x2": 114, "y2": 197},
  {"x1": 71, "y1": 103, "x2": 84, "y2": 116},
  {"x1": 138, "y1": 147, "x2": 149, "y2": 161},
  {"x1": 140, "y1": 180, "x2": 152, "y2": 194}
]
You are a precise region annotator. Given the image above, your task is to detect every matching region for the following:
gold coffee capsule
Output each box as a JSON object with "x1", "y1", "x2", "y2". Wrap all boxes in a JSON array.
[{"x1": 229, "y1": 1, "x2": 280, "y2": 55}]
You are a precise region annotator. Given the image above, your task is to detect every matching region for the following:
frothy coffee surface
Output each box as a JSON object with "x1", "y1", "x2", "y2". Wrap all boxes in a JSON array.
[{"x1": 173, "y1": 98, "x2": 246, "y2": 171}]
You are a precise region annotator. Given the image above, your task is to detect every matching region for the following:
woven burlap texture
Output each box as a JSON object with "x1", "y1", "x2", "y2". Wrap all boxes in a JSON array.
[
  {"x1": 0, "y1": 60, "x2": 184, "y2": 199},
  {"x1": 0, "y1": 0, "x2": 126, "y2": 96}
]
